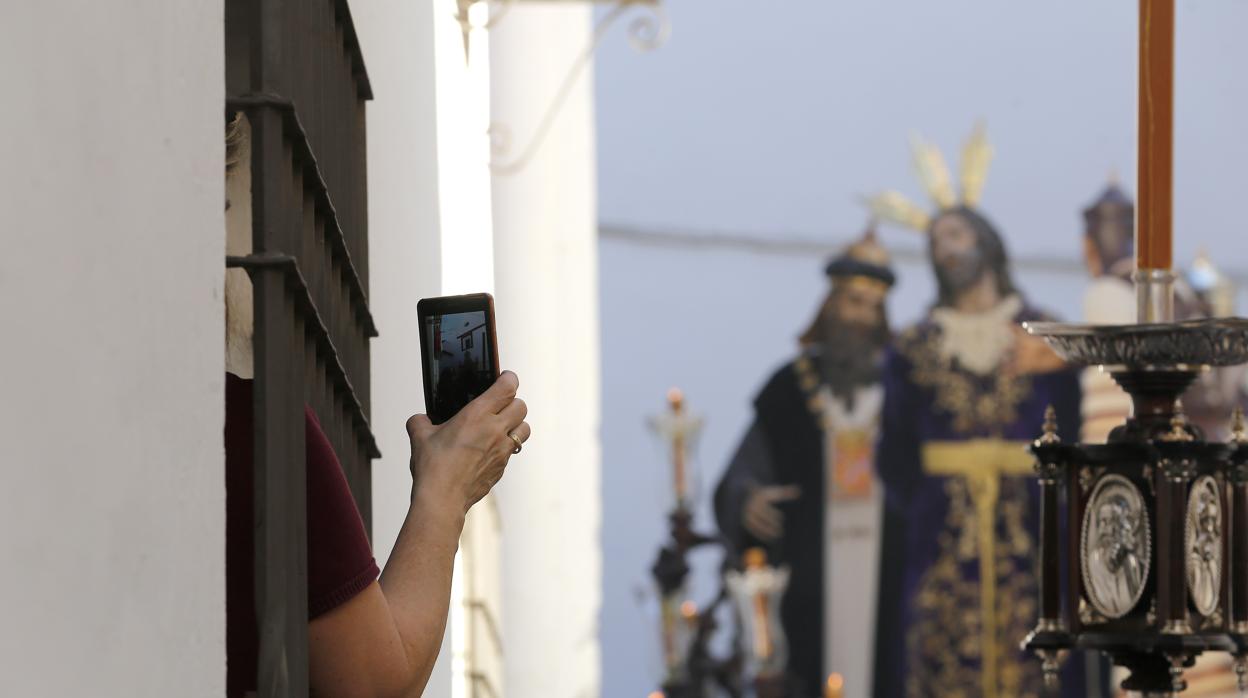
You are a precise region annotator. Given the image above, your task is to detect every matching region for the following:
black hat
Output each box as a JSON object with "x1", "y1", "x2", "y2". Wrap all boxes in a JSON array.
[{"x1": 825, "y1": 225, "x2": 896, "y2": 288}]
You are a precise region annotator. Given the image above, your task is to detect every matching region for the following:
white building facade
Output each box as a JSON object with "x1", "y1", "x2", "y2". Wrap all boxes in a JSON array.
[{"x1": 1, "y1": 1, "x2": 602, "y2": 696}]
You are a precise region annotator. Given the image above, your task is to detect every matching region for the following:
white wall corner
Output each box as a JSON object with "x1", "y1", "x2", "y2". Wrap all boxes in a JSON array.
[{"x1": 490, "y1": 3, "x2": 603, "y2": 696}]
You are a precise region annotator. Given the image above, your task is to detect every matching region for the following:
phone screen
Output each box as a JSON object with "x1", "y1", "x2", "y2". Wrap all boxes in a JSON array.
[{"x1": 422, "y1": 307, "x2": 496, "y2": 423}]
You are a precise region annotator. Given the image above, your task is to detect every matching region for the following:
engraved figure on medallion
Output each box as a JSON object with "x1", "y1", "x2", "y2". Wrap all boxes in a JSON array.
[
  {"x1": 1081, "y1": 474, "x2": 1150, "y2": 619},
  {"x1": 1186, "y1": 475, "x2": 1222, "y2": 617}
]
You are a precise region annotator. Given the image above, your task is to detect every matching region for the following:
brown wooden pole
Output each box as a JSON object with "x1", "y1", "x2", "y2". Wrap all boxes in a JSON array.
[{"x1": 1137, "y1": 0, "x2": 1174, "y2": 271}]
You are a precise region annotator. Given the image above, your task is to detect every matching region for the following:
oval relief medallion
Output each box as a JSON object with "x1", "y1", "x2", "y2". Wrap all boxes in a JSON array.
[
  {"x1": 1186, "y1": 475, "x2": 1222, "y2": 618},
  {"x1": 1081, "y1": 474, "x2": 1151, "y2": 619}
]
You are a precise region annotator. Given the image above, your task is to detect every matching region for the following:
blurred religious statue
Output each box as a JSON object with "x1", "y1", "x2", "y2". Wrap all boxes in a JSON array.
[
  {"x1": 713, "y1": 223, "x2": 895, "y2": 695},
  {"x1": 1079, "y1": 177, "x2": 1136, "y2": 443},
  {"x1": 1181, "y1": 252, "x2": 1248, "y2": 698},
  {"x1": 1178, "y1": 254, "x2": 1248, "y2": 440},
  {"x1": 865, "y1": 125, "x2": 1096, "y2": 697},
  {"x1": 1159, "y1": 254, "x2": 1248, "y2": 696}
]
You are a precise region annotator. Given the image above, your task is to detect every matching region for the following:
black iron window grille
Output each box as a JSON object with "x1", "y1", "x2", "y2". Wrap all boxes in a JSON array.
[{"x1": 225, "y1": 1, "x2": 377, "y2": 695}]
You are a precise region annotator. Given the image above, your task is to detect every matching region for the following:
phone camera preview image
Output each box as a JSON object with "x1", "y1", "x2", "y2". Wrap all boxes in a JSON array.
[{"x1": 424, "y1": 310, "x2": 493, "y2": 424}]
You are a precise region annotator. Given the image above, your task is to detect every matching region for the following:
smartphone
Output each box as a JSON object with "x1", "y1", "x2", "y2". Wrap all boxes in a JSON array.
[{"x1": 418, "y1": 293, "x2": 500, "y2": 425}]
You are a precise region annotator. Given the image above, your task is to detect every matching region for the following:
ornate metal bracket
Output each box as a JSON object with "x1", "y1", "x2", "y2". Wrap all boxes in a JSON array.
[{"x1": 459, "y1": 0, "x2": 669, "y2": 175}]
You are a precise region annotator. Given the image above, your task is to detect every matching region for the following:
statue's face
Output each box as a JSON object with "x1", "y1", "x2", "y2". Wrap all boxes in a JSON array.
[
  {"x1": 812, "y1": 280, "x2": 889, "y2": 388},
  {"x1": 1098, "y1": 215, "x2": 1130, "y2": 255},
  {"x1": 1097, "y1": 499, "x2": 1136, "y2": 571},
  {"x1": 1199, "y1": 500, "x2": 1219, "y2": 536},
  {"x1": 831, "y1": 281, "x2": 887, "y2": 337},
  {"x1": 930, "y1": 212, "x2": 987, "y2": 294},
  {"x1": 1087, "y1": 204, "x2": 1133, "y2": 272}
]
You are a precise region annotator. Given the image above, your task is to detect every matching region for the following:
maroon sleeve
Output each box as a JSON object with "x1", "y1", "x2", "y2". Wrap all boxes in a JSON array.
[
  {"x1": 225, "y1": 374, "x2": 258, "y2": 697},
  {"x1": 306, "y1": 406, "x2": 381, "y2": 619},
  {"x1": 227, "y1": 375, "x2": 381, "y2": 697}
]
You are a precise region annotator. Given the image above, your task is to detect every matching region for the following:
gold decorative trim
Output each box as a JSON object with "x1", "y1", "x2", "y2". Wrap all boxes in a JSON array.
[
  {"x1": 1160, "y1": 457, "x2": 1196, "y2": 484},
  {"x1": 861, "y1": 191, "x2": 930, "y2": 233},
  {"x1": 1037, "y1": 648, "x2": 1063, "y2": 691},
  {"x1": 793, "y1": 356, "x2": 832, "y2": 428},
  {"x1": 960, "y1": 122, "x2": 994, "y2": 207},
  {"x1": 1235, "y1": 656, "x2": 1248, "y2": 692},
  {"x1": 1231, "y1": 406, "x2": 1247, "y2": 443},
  {"x1": 1162, "y1": 618, "x2": 1192, "y2": 635},
  {"x1": 1080, "y1": 597, "x2": 1109, "y2": 626},
  {"x1": 1079, "y1": 466, "x2": 1105, "y2": 496},
  {"x1": 1037, "y1": 405, "x2": 1060, "y2": 444},
  {"x1": 899, "y1": 324, "x2": 1032, "y2": 435},
  {"x1": 1035, "y1": 618, "x2": 1066, "y2": 633},
  {"x1": 923, "y1": 437, "x2": 1036, "y2": 682},
  {"x1": 906, "y1": 475, "x2": 1040, "y2": 696},
  {"x1": 1210, "y1": 608, "x2": 1225, "y2": 628},
  {"x1": 909, "y1": 132, "x2": 957, "y2": 210},
  {"x1": 1161, "y1": 407, "x2": 1195, "y2": 442},
  {"x1": 863, "y1": 122, "x2": 995, "y2": 233}
]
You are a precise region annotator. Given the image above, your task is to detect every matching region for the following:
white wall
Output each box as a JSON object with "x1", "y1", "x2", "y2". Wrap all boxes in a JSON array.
[
  {"x1": 0, "y1": 2, "x2": 225, "y2": 695},
  {"x1": 491, "y1": 5, "x2": 603, "y2": 697},
  {"x1": 353, "y1": 0, "x2": 448, "y2": 692}
]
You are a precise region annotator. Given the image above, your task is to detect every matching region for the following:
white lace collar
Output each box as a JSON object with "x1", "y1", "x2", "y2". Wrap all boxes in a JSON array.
[{"x1": 929, "y1": 295, "x2": 1023, "y2": 376}]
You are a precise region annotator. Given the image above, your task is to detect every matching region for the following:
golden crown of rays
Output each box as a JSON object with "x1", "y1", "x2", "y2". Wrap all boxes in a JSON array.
[{"x1": 863, "y1": 122, "x2": 994, "y2": 232}]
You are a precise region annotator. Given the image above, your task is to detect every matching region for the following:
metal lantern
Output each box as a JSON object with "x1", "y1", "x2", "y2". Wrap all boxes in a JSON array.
[
  {"x1": 1023, "y1": 320, "x2": 1248, "y2": 694},
  {"x1": 1023, "y1": 1, "x2": 1248, "y2": 692}
]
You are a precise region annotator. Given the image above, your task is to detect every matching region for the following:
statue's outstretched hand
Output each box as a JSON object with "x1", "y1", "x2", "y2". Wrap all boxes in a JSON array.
[
  {"x1": 1006, "y1": 325, "x2": 1067, "y2": 376},
  {"x1": 743, "y1": 485, "x2": 801, "y2": 542}
]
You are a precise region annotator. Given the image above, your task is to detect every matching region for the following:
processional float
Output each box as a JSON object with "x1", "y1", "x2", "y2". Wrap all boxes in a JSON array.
[{"x1": 1023, "y1": 1, "x2": 1248, "y2": 694}]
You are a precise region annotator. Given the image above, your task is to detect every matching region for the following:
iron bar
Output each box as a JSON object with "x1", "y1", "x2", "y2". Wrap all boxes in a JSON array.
[{"x1": 228, "y1": 253, "x2": 381, "y2": 459}]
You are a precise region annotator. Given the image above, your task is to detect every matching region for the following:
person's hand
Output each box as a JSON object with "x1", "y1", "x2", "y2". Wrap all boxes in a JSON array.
[
  {"x1": 1005, "y1": 325, "x2": 1066, "y2": 376},
  {"x1": 742, "y1": 485, "x2": 801, "y2": 542},
  {"x1": 405, "y1": 371, "x2": 530, "y2": 515}
]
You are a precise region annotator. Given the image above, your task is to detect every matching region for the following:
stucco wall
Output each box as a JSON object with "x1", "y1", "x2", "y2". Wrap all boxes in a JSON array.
[
  {"x1": 491, "y1": 5, "x2": 603, "y2": 696},
  {"x1": 0, "y1": 1, "x2": 225, "y2": 695}
]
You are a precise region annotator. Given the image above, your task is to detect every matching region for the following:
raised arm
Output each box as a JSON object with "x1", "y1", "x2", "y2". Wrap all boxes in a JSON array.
[{"x1": 308, "y1": 371, "x2": 529, "y2": 697}]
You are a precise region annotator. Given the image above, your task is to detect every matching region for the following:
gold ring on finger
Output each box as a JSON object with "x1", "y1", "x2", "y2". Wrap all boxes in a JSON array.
[{"x1": 507, "y1": 431, "x2": 523, "y2": 454}]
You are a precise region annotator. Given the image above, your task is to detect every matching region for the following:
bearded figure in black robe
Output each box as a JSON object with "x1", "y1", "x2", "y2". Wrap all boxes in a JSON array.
[{"x1": 714, "y1": 226, "x2": 894, "y2": 695}]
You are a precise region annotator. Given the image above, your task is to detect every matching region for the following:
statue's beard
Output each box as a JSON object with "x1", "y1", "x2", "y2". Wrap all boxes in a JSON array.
[
  {"x1": 818, "y1": 320, "x2": 884, "y2": 401},
  {"x1": 935, "y1": 248, "x2": 988, "y2": 296}
]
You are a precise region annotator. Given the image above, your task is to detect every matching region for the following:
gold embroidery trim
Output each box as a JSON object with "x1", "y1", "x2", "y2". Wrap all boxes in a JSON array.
[
  {"x1": 793, "y1": 355, "x2": 827, "y2": 423},
  {"x1": 899, "y1": 326, "x2": 1031, "y2": 435},
  {"x1": 922, "y1": 439, "x2": 1033, "y2": 698}
]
